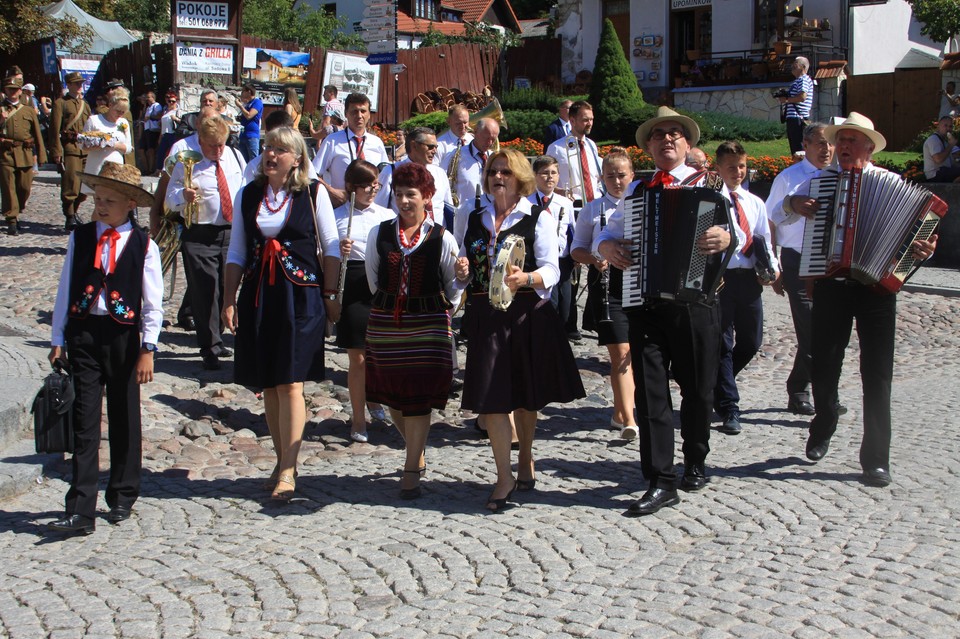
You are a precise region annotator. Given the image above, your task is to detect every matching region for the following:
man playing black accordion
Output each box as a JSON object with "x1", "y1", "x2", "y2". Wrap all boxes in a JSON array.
[{"x1": 597, "y1": 107, "x2": 732, "y2": 515}]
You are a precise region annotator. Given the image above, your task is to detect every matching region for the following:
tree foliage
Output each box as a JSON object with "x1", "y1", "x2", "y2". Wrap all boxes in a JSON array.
[
  {"x1": 510, "y1": 0, "x2": 554, "y2": 20},
  {"x1": 907, "y1": 0, "x2": 960, "y2": 44},
  {"x1": 242, "y1": 0, "x2": 364, "y2": 50},
  {"x1": 0, "y1": 0, "x2": 94, "y2": 53},
  {"x1": 588, "y1": 19, "x2": 645, "y2": 144},
  {"x1": 418, "y1": 22, "x2": 521, "y2": 49}
]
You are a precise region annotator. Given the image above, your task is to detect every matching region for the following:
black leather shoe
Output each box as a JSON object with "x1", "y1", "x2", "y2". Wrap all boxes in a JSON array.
[
  {"x1": 48, "y1": 514, "x2": 95, "y2": 535},
  {"x1": 64, "y1": 215, "x2": 77, "y2": 231},
  {"x1": 567, "y1": 331, "x2": 583, "y2": 343},
  {"x1": 6, "y1": 221, "x2": 18, "y2": 236},
  {"x1": 626, "y1": 488, "x2": 680, "y2": 516},
  {"x1": 788, "y1": 398, "x2": 816, "y2": 416},
  {"x1": 836, "y1": 402, "x2": 848, "y2": 416},
  {"x1": 862, "y1": 467, "x2": 892, "y2": 487},
  {"x1": 177, "y1": 315, "x2": 196, "y2": 331},
  {"x1": 718, "y1": 414, "x2": 742, "y2": 435},
  {"x1": 202, "y1": 353, "x2": 221, "y2": 370},
  {"x1": 212, "y1": 345, "x2": 233, "y2": 358},
  {"x1": 106, "y1": 506, "x2": 132, "y2": 524},
  {"x1": 681, "y1": 462, "x2": 707, "y2": 491},
  {"x1": 805, "y1": 435, "x2": 830, "y2": 461}
]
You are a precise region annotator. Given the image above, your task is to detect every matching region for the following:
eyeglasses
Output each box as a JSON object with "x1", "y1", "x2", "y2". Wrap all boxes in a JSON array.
[
  {"x1": 649, "y1": 129, "x2": 686, "y2": 141},
  {"x1": 356, "y1": 183, "x2": 380, "y2": 193},
  {"x1": 263, "y1": 145, "x2": 293, "y2": 155},
  {"x1": 418, "y1": 142, "x2": 438, "y2": 150},
  {"x1": 488, "y1": 168, "x2": 513, "y2": 177}
]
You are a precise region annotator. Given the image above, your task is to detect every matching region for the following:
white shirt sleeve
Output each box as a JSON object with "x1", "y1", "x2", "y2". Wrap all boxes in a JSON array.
[
  {"x1": 532, "y1": 210, "x2": 561, "y2": 293},
  {"x1": 314, "y1": 183, "x2": 339, "y2": 258},
  {"x1": 226, "y1": 184, "x2": 249, "y2": 267},
  {"x1": 365, "y1": 224, "x2": 381, "y2": 294},
  {"x1": 141, "y1": 239, "x2": 164, "y2": 345},
  {"x1": 50, "y1": 235, "x2": 75, "y2": 347},
  {"x1": 440, "y1": 230, "x2": 462, "y2": 309}
]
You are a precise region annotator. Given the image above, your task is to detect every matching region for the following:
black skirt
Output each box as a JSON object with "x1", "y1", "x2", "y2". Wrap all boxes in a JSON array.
[
  {"x1": 234, "y1": 269, "x2": 326, "y2": 389},
  {"x1": 336, "y1": 261, "x2": 373, "y2": 349},
  {"x1": 585, "y1": 265, "x2": 629, "y2": 346},
  {"x1": 461, "y1": 290, "x2": 585, "y2": 413}
]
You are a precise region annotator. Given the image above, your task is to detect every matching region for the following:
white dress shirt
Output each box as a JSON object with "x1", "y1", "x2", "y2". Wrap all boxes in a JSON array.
[
  {"x1": 545, "y1": 135, "x2": 603, "y2": 204},
  {"x1": 312, "y1": 129, "x2": 388, "y2": 189},
  {"x1": 364, "y1": 216, "x2": 462, "y2": 309},
  {"x1": 227, "y1": 182, "x2": 339, "y2": 268},
  {"x1": 724, "y1": 185, "x2": 779, "y2": 273},
  {"x1": 455, "y1": 197, "x2": 560, "y2": 299},
  {"x1": 51, "y1": 221, "x2": 164, "y2": 347},
  {"x1": 166, "y1": 147, "x2": 246, "y2": 226},
  {"x1": 331, "y1": 201, "x2": 396, "y2": 261},
  {"x1": 765, "y1": 157, "x2": 822, "y2": 251},
  {"x1": 81, "y1": 116, "x2": 131, "y2": 195},
  {"x1": 435, "y1": 129, "x2": 475, "y2": 167},
  {"x1": 527, "y1": 190, "x2": 574, "y2": 257},
  {"x1": 374, "y1": 159, "x2": 453, "y2": 216},
  {"x1": 442, "y1": 141, "x2": 487, "y2": 212},
  {"x1": 572, "y1": 192, "x2": 622, "y2": 256},
  {"x1": 243, "y1": 154, "x2": 318, "y2": 186}
]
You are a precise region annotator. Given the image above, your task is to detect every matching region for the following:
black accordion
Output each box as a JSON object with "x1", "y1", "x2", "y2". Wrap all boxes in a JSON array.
[
  {"x1": 621, "y1": 185, "x2": 737, "y2": 307},
  {"x1": 799, "y1": 167, "x2": 946, "y2": 293}
]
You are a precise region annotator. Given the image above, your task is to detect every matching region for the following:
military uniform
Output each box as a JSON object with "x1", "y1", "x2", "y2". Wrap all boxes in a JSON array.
[
  {"x1": 1, "y1": 81, "x2": 47, "y2": 226},
  {"x1": 49, "y1": 89, "x2": 91, "y2": 220}
]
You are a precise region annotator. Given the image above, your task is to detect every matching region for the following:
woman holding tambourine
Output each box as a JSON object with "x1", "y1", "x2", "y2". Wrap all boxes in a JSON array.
[{"x1": 456, "y1": 148, "x2": 585, "y2": 512}]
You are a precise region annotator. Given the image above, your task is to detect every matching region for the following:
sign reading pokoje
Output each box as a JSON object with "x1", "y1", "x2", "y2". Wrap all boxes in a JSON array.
[{"x1": 175, "y1": 1, "x2": 229, "y2": 30}]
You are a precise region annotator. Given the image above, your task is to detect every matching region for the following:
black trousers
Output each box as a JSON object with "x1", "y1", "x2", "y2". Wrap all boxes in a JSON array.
[
  {"x1": 810, "y1": 279, "x2": 896, "y2": 469},
  {"x1": 629, "y1": 302, "x2": 720, "y2": 489},
  {"x1": 181, "y1": 224, "x2": 230, "y2": 352},
  {"x1": 65, "y1": 315, "x2": 141, "y2": 519},
  {"x1": 780, "y1": 248, "x2": 813, "y2": 402},
  {"x1": 714, "y1": 269, "x2": 764, "y2": 418},
  {"x1": 786, "y1": 117, "x2": 806, "y2": 155},
  {"x1": 551, "y1": 256, "x2": 574, "y2": 330}
]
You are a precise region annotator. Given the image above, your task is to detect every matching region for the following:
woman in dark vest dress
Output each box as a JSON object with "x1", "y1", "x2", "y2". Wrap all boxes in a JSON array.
[
  {"x1": 334, "y1": 160, "x2": 396, "y2": 444},
  {"x1": 457, "y1": 148, "x2": 585, "y2": 512},
  {"x1": 364, "y1": 162, "x2": 462, "y2": 500},
  {"x1": 222, "y1": 127, "x2": 340, "y2": 501}
]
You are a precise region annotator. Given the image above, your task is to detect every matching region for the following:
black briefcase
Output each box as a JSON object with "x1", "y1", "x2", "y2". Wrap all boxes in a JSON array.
[{"x1": 31, "y1": 361, "x2": 75, "y2": 454}]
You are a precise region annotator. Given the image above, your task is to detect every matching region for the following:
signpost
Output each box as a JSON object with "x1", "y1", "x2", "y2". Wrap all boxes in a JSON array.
[{"x1": 361, "y1": 0, "x2": 399, "y2": 125}]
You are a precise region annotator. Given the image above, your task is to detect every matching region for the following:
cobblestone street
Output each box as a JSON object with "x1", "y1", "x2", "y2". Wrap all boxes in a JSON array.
[{"x1": 0, "y1": 182, "x2": 958, "y2": 638}]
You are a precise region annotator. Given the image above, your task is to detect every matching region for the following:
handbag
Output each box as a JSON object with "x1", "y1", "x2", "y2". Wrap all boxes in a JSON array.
[{"x1": 31, "y1": 360, "x2": 75, "y2": 454}]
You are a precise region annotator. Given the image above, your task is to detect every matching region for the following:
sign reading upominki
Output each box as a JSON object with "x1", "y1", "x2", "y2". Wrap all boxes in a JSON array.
[
  {"x1": 176, "y1": 43, "x2": 234, "y2": 74},
  {"x1": 670, "y1": 0, "x2": 711, "y2": 8},
  {"x1": 175, "y1": 1, "x2": 229, "y2": 30}
]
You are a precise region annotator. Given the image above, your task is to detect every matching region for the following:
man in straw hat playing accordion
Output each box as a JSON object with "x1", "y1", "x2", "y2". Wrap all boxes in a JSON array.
[
  {"x1": 597, "y1": 106, "x2": 732, "y2": 516},
  {"x1": 780, "y1": 112, "x2": 937, "y2": 488}
]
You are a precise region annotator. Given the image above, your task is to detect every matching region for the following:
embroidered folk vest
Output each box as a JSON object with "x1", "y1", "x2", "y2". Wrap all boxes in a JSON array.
[
  {"x1": 463, "y1": 205, "x2": 542, "y2": 294},
  {"x1": 68, "y1": 222, "x2": 147, "y2": 325}
]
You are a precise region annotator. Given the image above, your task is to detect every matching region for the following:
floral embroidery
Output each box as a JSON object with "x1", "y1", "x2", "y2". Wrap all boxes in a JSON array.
[
  {"x1": 470, "y1": 236, "x2": 504, "y2": 289},
  {"x1": 278, "y1": 240, "x2": 317, "y2": 283},
  {"x1": 108, "y1": 290, "x2": 136, "y2": 321},
  {"x1": 72, "y1": 284, "x2": 97, "y2": 314}
]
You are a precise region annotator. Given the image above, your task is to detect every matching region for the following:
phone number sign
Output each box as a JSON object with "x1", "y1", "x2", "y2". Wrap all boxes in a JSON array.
[{"x1": 175, "y1": 1, "x2": 229, "y2": 30}]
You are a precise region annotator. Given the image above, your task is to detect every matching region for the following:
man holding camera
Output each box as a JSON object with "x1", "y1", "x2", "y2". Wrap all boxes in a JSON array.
[
  {"x1": 923, "y1": 115, "x2": 960, "y2": 183},
  {"x1": 778, "y1": 56, "x2": 814, "y2": 156}
]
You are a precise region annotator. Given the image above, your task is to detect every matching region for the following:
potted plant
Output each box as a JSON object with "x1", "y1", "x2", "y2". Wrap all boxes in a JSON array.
[{"x1": 773, "y1": 40, "x2": 792, "y2": 55}]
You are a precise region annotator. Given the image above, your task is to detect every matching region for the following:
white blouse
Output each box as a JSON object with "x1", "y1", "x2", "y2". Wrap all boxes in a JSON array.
[
  {"x1": 81, "y1": 115, "x2": 131, "y2": 194},
  {"x1": 332, "y1": 201, "x2": 396, "y2": 261}
]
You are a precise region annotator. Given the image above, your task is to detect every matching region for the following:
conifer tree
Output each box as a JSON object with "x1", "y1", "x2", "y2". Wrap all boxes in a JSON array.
[{"x1": 588, "y1": 19, "x2": 646, "y2": 143}]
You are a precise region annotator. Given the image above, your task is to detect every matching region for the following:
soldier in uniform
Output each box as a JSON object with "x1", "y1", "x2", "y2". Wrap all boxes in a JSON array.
[
  {"x1": 1, "y1": 76, "x2": 47, "y2": 236},
  {"x1": 49, "y1": 71, "x2": 91, "y2": 230}
]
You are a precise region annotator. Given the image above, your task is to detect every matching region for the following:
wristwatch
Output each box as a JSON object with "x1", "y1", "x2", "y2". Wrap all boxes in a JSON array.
[
  {"x1": 526, "y1": 273, "x2": 534, "y2": 287},
  {"x1": 141, "y1": 343, "x2": 158, "y2": 353},
  {"x1": 323, "y1": 293, "x2": 338, "y2": 301}
]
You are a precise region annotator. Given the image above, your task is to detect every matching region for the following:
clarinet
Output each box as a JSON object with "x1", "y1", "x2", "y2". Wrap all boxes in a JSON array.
[{"x1": 598, "y1": 201, "x2": 612, "y2": 324}]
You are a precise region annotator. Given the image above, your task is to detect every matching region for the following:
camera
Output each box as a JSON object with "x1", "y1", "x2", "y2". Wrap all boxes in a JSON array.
[{"x1": 772, "y1": 88, "x2": 790, "y2": 98}]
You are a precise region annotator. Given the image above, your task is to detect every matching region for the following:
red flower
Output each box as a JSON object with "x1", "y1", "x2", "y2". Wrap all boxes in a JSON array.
[
  {"x1": 126, "y1": 310, "x2": 135, "y2": 319},
  {"x1": 110, "y1": 291, "x2": 120, "y2": 300},
  {"x1": 85, "y1": 285, "x2": 94, "y2": 294},
  {"x1": 70, "y1": 305, "x2": 78, "y2": 313},
  {"x1": 296, "y1": 270, "x2": 304, "y2": 278},
  {"x1": 281, "y1": 250, "x2": 289, "y2": 257}
]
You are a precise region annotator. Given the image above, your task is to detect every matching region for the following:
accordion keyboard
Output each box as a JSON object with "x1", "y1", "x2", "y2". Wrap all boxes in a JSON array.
[{"x1": 798, "y1": 173, "x2": 839, "y2": 278}]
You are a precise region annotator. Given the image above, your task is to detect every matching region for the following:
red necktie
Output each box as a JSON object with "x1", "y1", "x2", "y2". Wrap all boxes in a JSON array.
[
  {"x1": 94, "y1": 228, "x2": 121, "y2": 274},
  {"x1": 216, "y1": 161, "x2": 233, "y2": 222},
  {"x1": 541, "y1": 195, "x2": 551, "y2": 211},
  {"x1": 353, "y1": 135, "x2": 365, "y2": 160},
  {"x1": 479, "y1": 151, "x2": 487, "y2": 169},
  {"x1": 731, "y1": 192, "x2": 753, "y2": 255},
  {"x1": 648, "y1": 170, "x2": 675, "y2": 188},
  {"x1": 578, "y1": 140, "x2": 595, "y2": 202}
]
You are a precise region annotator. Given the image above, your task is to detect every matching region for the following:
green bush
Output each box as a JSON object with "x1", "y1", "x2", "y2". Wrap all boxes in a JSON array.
[
  {"x1": 695, "y1": 111, "x2": 784, "y2": 142},
  {"x1": 498, "y1": 88, "x2": 560, "y2": 112},
  {"x1": 501, "y1": 109, "x2": 555, "y2": 143},
  {"x1": 399, "y1": 111, "x2": 450, "y2": 133},
  {"x1": 588, "y1": 19, "x2": 646, "y2": 142}
]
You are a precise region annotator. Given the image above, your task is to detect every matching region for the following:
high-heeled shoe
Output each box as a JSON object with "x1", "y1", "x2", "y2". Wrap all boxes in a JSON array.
[
  {"x1": 399, "y1": 469, "x2": 422, "y2": 500},
  {"x1": 516, "y1": 478, "x2": 536, "y2": 491},
  {"x1": 271, "y1": 474, "x2": 296, "y2": 501},
  {"x1": 263, "y1": 467, "x2": 298, "y2": 491},
  {"x1": 485, "y1": 482, "x2": 517, "y2": 512}
]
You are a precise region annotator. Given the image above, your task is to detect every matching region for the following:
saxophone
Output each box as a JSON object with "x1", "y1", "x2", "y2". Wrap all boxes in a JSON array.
[{"x1": 447, "y1": 142, "x2": 463, "y2": 207}]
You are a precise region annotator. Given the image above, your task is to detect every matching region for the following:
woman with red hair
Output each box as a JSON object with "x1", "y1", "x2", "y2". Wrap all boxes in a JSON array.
[{"x1": 364, "y1": 162, "x2": 463, "y2": 499}]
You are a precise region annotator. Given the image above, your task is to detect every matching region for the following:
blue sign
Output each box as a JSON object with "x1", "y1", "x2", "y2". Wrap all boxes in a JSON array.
[
  {"x1": 42, "y1": 40, "x2": 58, "y2": 75},
  {"x1": 366, "y1": 53, "x2": 398, "y2": 66}
]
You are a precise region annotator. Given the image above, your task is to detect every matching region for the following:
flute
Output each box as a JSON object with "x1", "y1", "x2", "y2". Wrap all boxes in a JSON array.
[{"x1": 336, "y1": 192, "x2": 356, "y2": 303}]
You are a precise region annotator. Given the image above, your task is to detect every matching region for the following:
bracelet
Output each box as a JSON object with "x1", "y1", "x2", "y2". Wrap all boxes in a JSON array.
[
  {"x1": 526, "y1": 273, "x2": 534, "y2": 288},
  {"x1": 323, "y1": 293, "x2": 338, "y2": 301}
]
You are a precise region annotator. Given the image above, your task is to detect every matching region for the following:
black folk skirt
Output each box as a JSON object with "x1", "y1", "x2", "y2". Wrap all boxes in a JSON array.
[{"x1": 336, "y1": 261, "x2": 373, "y2": 349}]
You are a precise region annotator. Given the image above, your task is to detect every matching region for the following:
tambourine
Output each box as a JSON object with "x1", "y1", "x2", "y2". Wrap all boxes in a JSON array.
[{"x1": 488, "y1": 235, "x2": 526, "y2": 311}]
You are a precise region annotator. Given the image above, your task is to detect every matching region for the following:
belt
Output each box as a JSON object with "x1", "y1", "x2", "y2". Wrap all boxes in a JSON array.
[{"x1": 0, "y1": 137, "x2": 34, "y2": 148}]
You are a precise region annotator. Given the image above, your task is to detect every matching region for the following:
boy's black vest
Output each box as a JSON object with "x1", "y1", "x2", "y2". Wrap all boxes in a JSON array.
[
  {"x1": 68, "y1": 222, "x2": 148, "y2": 325},
  {"x1": 463, "y1": 205, "x2": 542, "y2": 293},
  {"x1": 239, "y1": 181, "x2": 322, "y2": 286},
  {"x1": 372, "y1": 219, "x2": 450, "y2": 313}
]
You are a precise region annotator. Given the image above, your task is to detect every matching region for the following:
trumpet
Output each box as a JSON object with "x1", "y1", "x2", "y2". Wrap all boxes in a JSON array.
[
  {"x1": 155, "y1": 149, "x2": 203, "y2": 300},
  {"x1": 564, "y1": 135, "x2": 585, "y2": 208}
]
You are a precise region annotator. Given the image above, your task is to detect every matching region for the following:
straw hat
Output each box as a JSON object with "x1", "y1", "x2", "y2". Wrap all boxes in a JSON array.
[
  {"x1": 3, "y1": 76, "x2": 22, "y2": 89},
  {"x1": 635, "y1": 106, "x2": 701, "y2": 148},
  {"x1": 64, "y1": 72, "x2": 84, "y2": 84},
  {"x1": 78, "y1": 162, "x2": 154, "y2": 207},
  {"x1": 823, "y1": 111, "x2": 886, "y2": 153}
]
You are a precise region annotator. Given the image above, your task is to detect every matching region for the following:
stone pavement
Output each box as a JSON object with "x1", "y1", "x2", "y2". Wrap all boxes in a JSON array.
[{"x1": 0, "y1": 181, "x2": 958, "y2": 638}]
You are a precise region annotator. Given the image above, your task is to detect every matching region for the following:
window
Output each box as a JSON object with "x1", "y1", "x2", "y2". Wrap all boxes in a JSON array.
[
  {"x1": 411, "y1": 0, "x2": 437, "y2": 21},
  {"x1": 755, "y1": 0, "x2": 803, "y2": 48}
]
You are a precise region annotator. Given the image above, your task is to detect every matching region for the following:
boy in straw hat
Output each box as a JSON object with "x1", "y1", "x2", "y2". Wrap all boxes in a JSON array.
[
  {"x1": 47, "y1": 162, "x2": 163, "y2": 535},
  {"x1": 781, "y1": 112, "x2": 937, "y2": 488}
]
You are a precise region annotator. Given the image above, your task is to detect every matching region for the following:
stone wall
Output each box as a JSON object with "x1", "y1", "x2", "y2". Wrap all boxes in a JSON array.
[{"x1": 674, "y1": 85, "x2": 782, "y2": 122}]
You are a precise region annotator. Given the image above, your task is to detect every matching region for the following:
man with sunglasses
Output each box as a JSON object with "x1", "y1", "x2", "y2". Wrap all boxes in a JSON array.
[
  {"x1": 375, "y1": 126, "x2": 453, "y2": 228},
  {"x1": 597, "y1": 106, "x2": 732, "y2": 516}
]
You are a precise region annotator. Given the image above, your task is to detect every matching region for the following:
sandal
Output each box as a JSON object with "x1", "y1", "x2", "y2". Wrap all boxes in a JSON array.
[
  {"x1": 485, "y1": 482, "x2": 517, "y2": 512},
  {"x1": 271, "y1": 474, "x2": 296, "y2": 501},
  {"x1": 263, "y1": 467, "x2": 298, "y2": 491},
  {"x1": 516, "y1": 478, "x2": 536, "y2": 491},
  {"x1": 399, "y1": 469, "x2": 422, "y2": 500}
]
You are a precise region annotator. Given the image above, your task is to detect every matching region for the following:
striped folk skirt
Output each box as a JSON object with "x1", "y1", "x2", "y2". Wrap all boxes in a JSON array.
[{"x1": 365, "y1": 308, "x2": 453, "y2": 416}]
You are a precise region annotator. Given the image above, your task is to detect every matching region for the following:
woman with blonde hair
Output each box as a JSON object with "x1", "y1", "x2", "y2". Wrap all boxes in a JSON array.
[
  {"x1": 283, "y1": 88, "x2": 303, "y2": 131},
  {"x1": 457, "y1": 148, "x2": 585, "y2": 511},
  {"x1": 222, "y1": 126, "x2": 340, "y2": 501},
  {"x1": 81, "y1": 89, "x2": 131, "y2": 193}
]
